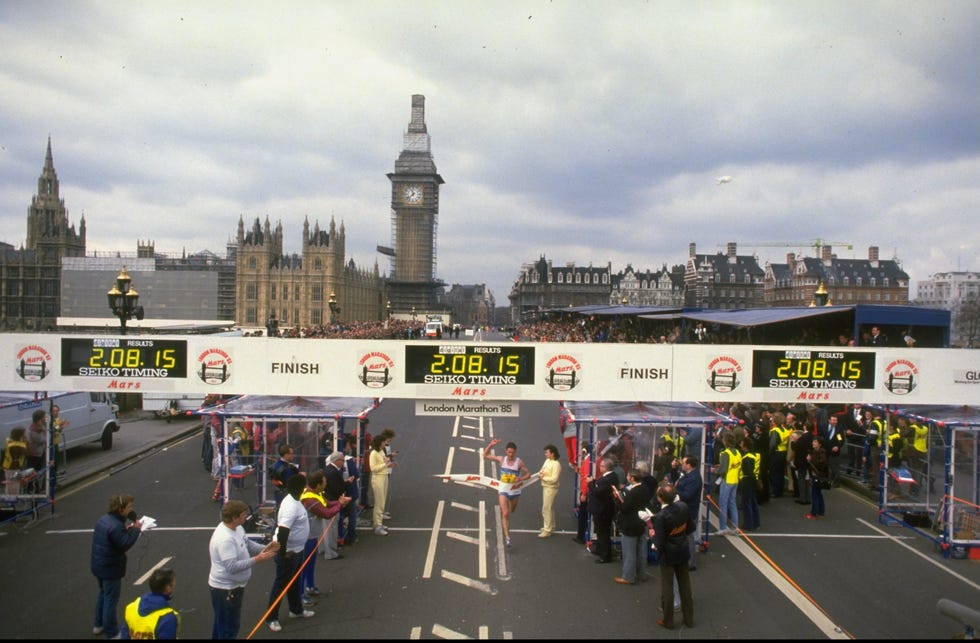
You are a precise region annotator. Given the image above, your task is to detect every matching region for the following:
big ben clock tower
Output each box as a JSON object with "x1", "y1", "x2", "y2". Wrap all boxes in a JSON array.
[{"x1": 384, "y1": 95, "x2": 445, "y2": 315}]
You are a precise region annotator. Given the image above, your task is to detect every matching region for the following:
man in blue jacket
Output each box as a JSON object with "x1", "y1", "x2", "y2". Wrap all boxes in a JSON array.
[
  {"x1": 674, "y1": 456, "x2": 703, "y2": 570},
  {"x1": 121, "y1": 568, "x2": 179, "y2": 639},
  {"x1": 91, "y1": 494, "x2": 143, "y2": 639}
]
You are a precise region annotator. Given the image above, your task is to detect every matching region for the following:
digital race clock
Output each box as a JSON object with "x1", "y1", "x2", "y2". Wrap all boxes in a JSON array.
[
  {"x1": 404, "y1": 344, "x2": 535, "y2": 385},
  {"x1": 61, "y1": 337, "x2": 188, "y2": 378},
  {"x1": 751, "y1": 349, "x2": 875, "y2": 390}
]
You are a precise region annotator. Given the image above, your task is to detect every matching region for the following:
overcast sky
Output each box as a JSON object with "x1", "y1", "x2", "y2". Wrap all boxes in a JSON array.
[{"x1": 1, "y1": 1, "x2": 977, "y2": 305}]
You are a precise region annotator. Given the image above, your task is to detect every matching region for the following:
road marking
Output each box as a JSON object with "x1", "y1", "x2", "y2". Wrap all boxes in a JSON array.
[
  {"x1": 721, "y1": 531, "x2": 849, "y2": 639},
  {"x1": 452, "y1": 415, "x2": 461, "y2": 438},
  {"x1": 478, "y1": 499, "x2": 486, "y2": 579},
  {"x1": 410, "y1": 626, "x2": 422, "y2": 639},
  {"x1": 440, "y1": 569, "x2": 497, "y2": 595},
  {"x1": 442, "y1": 447, "x2": 455, "y2": 482},
  {"x1": 431, "y1": 623, "x2": 470, "y2": 639},
  {"x1": 857, "y1": 518, "x2": 980, "y2": 592},
  {"x1": 134, "y1": 556, "x2": 173, "y2": 585},
  {"x1": 479, "y1": 625, "x2": 488, "y2": 639},
  {"x1": 493, "y1": 504, "x2": 509, "y2": 580},
  {"x1": 423, "y1": 500, "x2": 445, "y2": 579},
  {"x1": 450, "y1": 501, "x2": 479, "y2": 512},
  {"x1": 447, "y1": 531, "x2": 480, "y2": 545}
]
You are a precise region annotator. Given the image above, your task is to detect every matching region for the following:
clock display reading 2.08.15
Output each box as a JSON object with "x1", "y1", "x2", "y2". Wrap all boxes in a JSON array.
[
  {"x1": 404, "y1": 344, "x2": 535, "y2": 385},
  {"x1": 61, "y1": 337, "x2": 188, "y2": 378},
  {"x1": 751, "y1": 349, "x2": 875, "y2": 390}
]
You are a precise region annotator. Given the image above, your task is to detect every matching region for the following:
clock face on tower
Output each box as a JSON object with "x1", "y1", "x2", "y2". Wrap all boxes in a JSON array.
[{"x1": 402, "y1": 184, "x2": 423, "y2": 205}]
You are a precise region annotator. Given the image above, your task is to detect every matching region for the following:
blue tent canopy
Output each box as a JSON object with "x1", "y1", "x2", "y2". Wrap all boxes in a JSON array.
[{"x1": 646, "y1": 305, "x2": 853, "y2": 327}]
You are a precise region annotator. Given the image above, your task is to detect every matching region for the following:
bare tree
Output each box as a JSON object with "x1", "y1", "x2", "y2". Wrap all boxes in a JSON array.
[{"x1": 955, "y1": 293, "x2": 980, "y2": 348}]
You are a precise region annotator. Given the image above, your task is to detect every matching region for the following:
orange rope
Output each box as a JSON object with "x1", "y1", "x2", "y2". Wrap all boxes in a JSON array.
[
  {"x1": 703, "y1": 492, "x2": 855, "y2": 638},
  {"x1": 245, "y1": 512, "x2": 337, "y2": 639}
]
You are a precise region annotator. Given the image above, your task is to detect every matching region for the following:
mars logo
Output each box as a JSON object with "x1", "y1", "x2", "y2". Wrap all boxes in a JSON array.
[
  {"x1": 884, "y1": 357, "x2": 918, "y2": 395},
  {"x1": 544, "y1": 353, "x2": 582, "y2": 392},
  {"x1": 358, "y1": 351, "x2": 394, "y2": 389},
  {"x1": 14, "y1": 344, "x2": 53, "y2": 382},
  {"x1": 706, "y1": 355, "x2": 742, "y2": 393},
  {"x1": 196, "y1": 347, "x2": 232, "y2": 385}
]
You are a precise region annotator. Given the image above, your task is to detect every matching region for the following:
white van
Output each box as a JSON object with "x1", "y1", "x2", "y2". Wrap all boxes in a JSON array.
[
  {"x1": 0, "y1": 391, "x2": 120, "y2": 451},
  {"x1": 424, "y1": 321, "x2": 443, "y2": 338}
]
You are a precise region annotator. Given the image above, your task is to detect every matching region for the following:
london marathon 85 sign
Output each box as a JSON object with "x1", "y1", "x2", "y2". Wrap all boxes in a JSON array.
[
  {"x1": 61, "y1": 337, "x2": 188, "y2": 379},
  {"x1": 751, "y1": 349, "x2": 875, "y2": 390},
  {"x1": 404, "y1": 344, "x2": 535, "y2": 385}
]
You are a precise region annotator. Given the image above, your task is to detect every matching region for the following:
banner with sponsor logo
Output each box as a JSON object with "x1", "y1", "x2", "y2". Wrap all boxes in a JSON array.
[{"x1": 1, "y1": 334, "x2": 977, "y2": 405}]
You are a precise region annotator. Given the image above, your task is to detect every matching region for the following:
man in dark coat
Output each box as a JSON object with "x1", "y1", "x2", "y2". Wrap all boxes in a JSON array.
[
  {"x1": 651, "y1": 484, "x2": 694, "y2": 630},
  {"x1": 586, "y1": 456, "x2": 618, "y2": 564},
  {"x1": 91, "y1": 493, "x2": 143, "y2": 639},
  {"x1": 674, "y1": 456, "x2": 703, "y2": 569},
  {"x1": 322, "y1": 451, "x2": 347, "y2": 560}
]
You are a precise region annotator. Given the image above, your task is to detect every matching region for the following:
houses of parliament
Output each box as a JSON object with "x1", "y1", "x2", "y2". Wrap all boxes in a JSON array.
[{"x1": 1, "y1": 96, "x2": 495, "y2": 333}]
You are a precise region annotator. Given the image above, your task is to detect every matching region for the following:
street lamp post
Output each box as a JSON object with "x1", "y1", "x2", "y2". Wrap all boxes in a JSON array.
[
  {"x1": 812, "y1": 281, "x2": 830, "y2": 307},
  {"x1": 106, "y1": 266, "x2": 144, "y2": 335},
  {"x1": 385, "y1": 300, "x2": 392, "y2": 327},
  {"x1": 328, "y1": 292, "x2": 340, "y2": 324}
]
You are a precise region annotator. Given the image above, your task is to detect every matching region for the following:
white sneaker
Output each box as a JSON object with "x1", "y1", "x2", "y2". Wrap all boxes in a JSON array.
[
  {"x1": 289, "y1": 610, "x2": 315, "y2": 618},
  {"x1": 715, "y1": 528, "x2": 728, "y2": 536},
  {"x1": 382, "y1": 512, "x2": 392, "y2": 520},
  {"x1": 93, "y1": 626, "x2": 105, "y2": 635},
  {"x1": 268, "y1": 621, "x2": 282, "y2": 632},
  {"x1": 374, "y1": 526, "x2": 388, "y2": 535}
]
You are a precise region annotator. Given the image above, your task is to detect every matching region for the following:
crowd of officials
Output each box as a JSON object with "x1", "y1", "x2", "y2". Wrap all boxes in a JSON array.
[
  {"x1": 89, "y1": 418, "x2": 401, "y2": 639},
  {"x1": 83, "y1": 396, "x2": 929, "y2": 638}
]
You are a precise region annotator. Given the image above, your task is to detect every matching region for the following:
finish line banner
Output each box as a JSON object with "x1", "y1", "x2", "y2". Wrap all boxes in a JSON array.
[{"x1": 1, "y1": 334, "x2": 978, "y2": 405}]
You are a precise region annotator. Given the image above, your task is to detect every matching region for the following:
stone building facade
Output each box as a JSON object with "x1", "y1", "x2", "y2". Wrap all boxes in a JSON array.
[
  {"x1": 0, "y1": 139, "x2": 86, "y2": 330},
  {"x1": 684, "y1": 242, "x2": 766, "y2": 309},
  {"x1": 764, "y1": 245, "x2": 909, "y2": 307},
  {"x1": 508, "y1": 256, "x2": 612, "y2": 322},
  {"x1": 610, "y1": 264, "x2": 685, "y2": 307},
  {"x1": 234, "y1": 215, "x2": 384, "y2": 331}
]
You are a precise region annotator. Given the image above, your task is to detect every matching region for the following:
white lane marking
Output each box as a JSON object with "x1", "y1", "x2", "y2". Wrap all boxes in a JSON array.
[
  {"x1": 451, "y1": 501, "x2": 479, "y2": 512},
  {"x1": 134, "y1": 556, "x2": 173, "y2": 585},
  {"x1": 423, "y1": 500, "x2": 445, "y2": 579},
  {"x1": 440, "y1": 569, "x2": 497, "y2": 595},
  {"x1": 722, "y1": 533, "x2": 849, "y2": 639},
  {"x1": 447, "y1": 531, "x2": 480, "y2": 545},
  {"x1": 452, "y1": 415, "x2": 461, "y2": 438},
  {"x1": 432, "y1": 623, "x2": 470, "y2": 639},
  {"x1": 493, "y1": 504, "x2": 508, "y2": 579},
  {"x1": 857, "y1": 517, "x2": 980, "y2": 592},
  {"x1": 479, "y1": 499, "x2": 487, "y2": 579},
  {"x1": 479, "y1": 625, "x2": 488, "y2": 639},
  {"x1": 442, "y1": 447, "x2": 455, "y2": 482},
  {"x1": 410, "y1": 626, "x2": 422, "y2": 639}
]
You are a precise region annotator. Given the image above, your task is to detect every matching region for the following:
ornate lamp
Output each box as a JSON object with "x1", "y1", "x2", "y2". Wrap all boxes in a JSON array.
[{"x1": 107, "y1": 266, "x2": 144, "y2": 335}]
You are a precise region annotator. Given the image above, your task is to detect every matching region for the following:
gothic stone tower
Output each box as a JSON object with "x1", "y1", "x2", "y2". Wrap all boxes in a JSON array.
[
  {"x1": 385, "y1": 95, "x2": 445, "y2": 314},
  {"x1": 0, "y1": 138, "x2": 86, "y2": 329}
]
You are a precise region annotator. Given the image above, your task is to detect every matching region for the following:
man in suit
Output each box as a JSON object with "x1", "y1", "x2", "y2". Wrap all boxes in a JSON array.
[
  {"x1": 587, "y1": 457, "x2": 618, "y2": 564},
  {"x1": 822, "y1": 414, "x2": 846, "y2": 485},
  {"x1": 674, "y1": 456, "x2": 703, "y2": 570},
  {"x1": 322, "y1": 451, "x2": 347, "y2": 560}
]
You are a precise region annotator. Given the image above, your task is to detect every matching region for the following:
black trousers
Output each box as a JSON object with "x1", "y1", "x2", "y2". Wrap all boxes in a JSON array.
[
  {"x1": 591, "y1": 512, "x2": 613, "y2": 561},
  {"x1": 660, "y1": 561, "x2": 694, "y2": 628}
]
